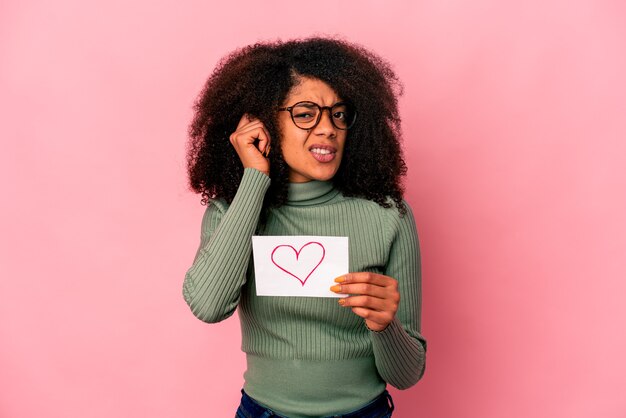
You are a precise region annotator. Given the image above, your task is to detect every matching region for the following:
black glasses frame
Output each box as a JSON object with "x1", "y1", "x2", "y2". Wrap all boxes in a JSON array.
[{"x1": 278, "y1": 101, "x2": 357, "y2": 130}]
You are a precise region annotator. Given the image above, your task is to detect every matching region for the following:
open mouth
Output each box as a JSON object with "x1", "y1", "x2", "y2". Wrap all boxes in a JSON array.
[{"x1": 309, "y1": 145, "x2": 337, "y2": 163}]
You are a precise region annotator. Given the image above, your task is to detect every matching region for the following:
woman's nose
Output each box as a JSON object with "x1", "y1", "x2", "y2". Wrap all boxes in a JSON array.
[{"x1": 313, "y1": 108, "x2": 337, "y2": 137}]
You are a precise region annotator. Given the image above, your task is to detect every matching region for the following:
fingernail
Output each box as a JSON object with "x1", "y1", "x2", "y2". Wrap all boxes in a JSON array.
[
  {"x1": 334, "y1": 276, "x2": 345, "y2": 283},
  {"x1": 330, "y1": 285, "x2": 342, "y2": 293},
  {"x1": 338, "y1": 298, "x2": 346, "y2": 306}
]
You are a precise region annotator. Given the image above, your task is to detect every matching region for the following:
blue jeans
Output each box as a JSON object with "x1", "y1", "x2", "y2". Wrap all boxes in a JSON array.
[{"x1": 235, "y1": 389, "x2": 394, "y2": 418}]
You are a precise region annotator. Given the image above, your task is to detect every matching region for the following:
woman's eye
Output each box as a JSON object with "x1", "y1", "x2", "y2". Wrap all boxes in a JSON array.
[
  {"x1": 333, "y1": 111, "x2": 346, "y2": 120},
  {"x1": 294, "y1": 112, "x2": 315, "y2": 120}
]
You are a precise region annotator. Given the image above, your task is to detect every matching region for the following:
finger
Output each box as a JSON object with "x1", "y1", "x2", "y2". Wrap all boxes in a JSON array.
[
  {"x1": 234, "y1": 116, "x2": 268, "y2": 142},
  {"x1": 234, "y1": 121, "x2": 266, "y2": 138},
  {"x1": 335, "y1": 272, "x2": 396, "y2": 287},
  {"x1": 231, "y1": 126, "x2": 270, "y2": 150},
  {"x1": 255, "y1": 128, "x2": 271, "y2": 154},
  {"x1": 331, "y1": 282, "x2": 388, "y2": 298},
  {"x1": 340, "y1": 295, "x2": 390, "y2": 311},
  {"x1": 262, "y1": 142, "x2": 271, "y2": 157},
  {"x1": 233, "y1": 123, "x2": 272, "y2": 151},
  {"x1": 255, "y1": 130, "x2": 270, "y2": 155},
  {"x1": 236, "y1": 113, "x2": 257, "y2": 129}
]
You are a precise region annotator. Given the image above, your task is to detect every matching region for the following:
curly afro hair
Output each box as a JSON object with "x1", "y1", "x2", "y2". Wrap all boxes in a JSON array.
[{"x1": 186, "y1": 36, "x2": 407, "y2": 213}]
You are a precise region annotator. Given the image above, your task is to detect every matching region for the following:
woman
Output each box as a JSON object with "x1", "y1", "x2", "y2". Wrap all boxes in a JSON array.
[{"x1": 183, "y1": 37, "x2": 426, "y2": 418}]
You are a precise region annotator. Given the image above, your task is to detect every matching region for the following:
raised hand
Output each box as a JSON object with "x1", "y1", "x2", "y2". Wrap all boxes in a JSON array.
[{"x1": 229, "y1": 114, "x2": 272, "y2": 177}]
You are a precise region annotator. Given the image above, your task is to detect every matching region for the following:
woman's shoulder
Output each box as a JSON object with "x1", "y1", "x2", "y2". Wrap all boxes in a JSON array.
[
  {"x1": 340, "y1": 195, "x2": 415, "y2": 223},
  {"x1": 201, "y1": 198, "x2": 230, "y2": 219}
]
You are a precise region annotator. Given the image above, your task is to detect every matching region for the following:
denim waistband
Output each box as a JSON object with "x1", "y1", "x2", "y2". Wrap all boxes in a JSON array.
[{"x1": 237, "y1": 388, "x2": 394, "y2": 418}]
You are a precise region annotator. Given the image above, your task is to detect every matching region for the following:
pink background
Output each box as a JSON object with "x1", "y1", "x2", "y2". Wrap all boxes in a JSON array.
[{"x1": 1, "y1": 1, "x2": 625, "y2": 417}]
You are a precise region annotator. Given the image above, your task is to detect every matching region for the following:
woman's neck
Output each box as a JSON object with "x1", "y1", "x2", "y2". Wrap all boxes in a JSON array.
[{"x1": 286, "y1": 180, "x2": 340, "y2": 206}]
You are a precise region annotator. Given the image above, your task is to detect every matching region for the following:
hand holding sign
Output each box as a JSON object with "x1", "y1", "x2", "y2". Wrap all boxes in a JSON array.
[
  {"x1": 252, "y1": 236, "x2": 348, "y2": 297},
  {"x1": 331, "y1": 272, "x2": 400, "y2": 332}
]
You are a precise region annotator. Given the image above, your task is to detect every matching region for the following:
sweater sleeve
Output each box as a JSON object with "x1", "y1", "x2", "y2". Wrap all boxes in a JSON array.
[
  {"x1": 182, "y1": 168, "x2": 271, "y2": 323},
  {"x1": 370, "y1": 202, "x2": 427, "y2": 389}
]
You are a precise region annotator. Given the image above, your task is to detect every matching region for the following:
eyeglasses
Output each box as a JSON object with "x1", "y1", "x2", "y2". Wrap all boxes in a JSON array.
[{"x1": 278, "y1": 101, "x2": 357, "y2": 130}]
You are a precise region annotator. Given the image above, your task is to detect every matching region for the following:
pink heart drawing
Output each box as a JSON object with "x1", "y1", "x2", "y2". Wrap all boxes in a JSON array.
[{"x1": 270, "y1": 242, "x2": 326, "y2": 286}]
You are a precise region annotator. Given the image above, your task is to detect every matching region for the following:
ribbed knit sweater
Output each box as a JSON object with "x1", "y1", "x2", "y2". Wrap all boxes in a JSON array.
[{"x1": 183, "y1": 168, "x2": 426, "y2": 417}]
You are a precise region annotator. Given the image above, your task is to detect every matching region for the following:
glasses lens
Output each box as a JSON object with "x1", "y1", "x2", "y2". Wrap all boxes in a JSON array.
[
  {"x1": 331, "y1": 103, "x2": 356, "y2": 129},
  {"x1": 291, "y1": 102, "x2": 320, "y2": 129}
]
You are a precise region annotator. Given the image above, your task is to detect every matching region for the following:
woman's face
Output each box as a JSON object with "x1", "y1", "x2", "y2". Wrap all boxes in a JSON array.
[{"x1": 278, "y1": 77, "x2": 347, "y2": 183}]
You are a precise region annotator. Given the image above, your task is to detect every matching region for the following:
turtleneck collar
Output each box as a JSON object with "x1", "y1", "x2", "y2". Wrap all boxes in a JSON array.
[{"x1": 286, "y1": 180, "x2": 341, "y2": 206}]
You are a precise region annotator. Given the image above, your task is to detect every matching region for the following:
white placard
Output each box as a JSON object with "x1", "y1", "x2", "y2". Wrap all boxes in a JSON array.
[{"x1": 252, "y1": 236, "x2": 349, "y2": 297}]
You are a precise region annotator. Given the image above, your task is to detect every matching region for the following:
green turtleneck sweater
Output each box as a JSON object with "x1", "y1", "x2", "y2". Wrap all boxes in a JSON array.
[{"x1": 183, "y1": 168, "x2": 426, "y2": 417}]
